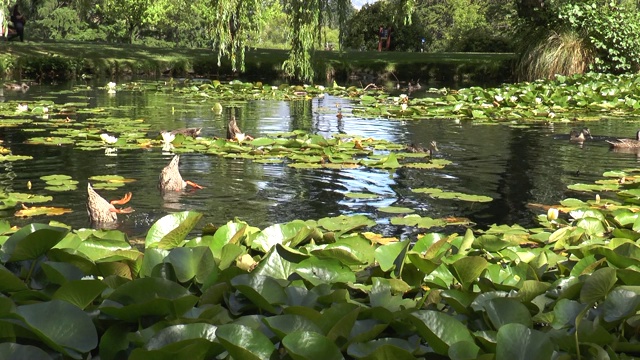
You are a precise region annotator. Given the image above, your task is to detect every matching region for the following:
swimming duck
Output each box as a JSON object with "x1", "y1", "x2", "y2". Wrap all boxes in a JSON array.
[
  {"x1": 158, "y1": 155, "x2": 204, "y2": 192},
  {"x1": 3, "y1": 82, "x2": 29, "y2": 91},
  {"x1": 606, "y1": 130, "x2": 640, "y2": 148},
  {"x1": 170, "y1": 128, "x2": 202, "y2": 137},
  {"x1": 569, "y1": 128, "x2": 592, "y2": 142},
  {"x1": 86, "y1": 183, "x2": 133, "y2": 226},
  {"x1": 406, "y1": 141, "x2": 438, "y2": 155}
]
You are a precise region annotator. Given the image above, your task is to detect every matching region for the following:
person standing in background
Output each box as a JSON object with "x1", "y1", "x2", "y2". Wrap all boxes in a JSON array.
[{"x1": 9, "y1": 4, "x2": 26, "y2": 42}]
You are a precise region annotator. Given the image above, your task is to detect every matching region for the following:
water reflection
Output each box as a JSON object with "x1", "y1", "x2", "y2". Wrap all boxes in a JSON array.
[{"x1": 2, "y1": 83, "x2": 640, "y2": 239}]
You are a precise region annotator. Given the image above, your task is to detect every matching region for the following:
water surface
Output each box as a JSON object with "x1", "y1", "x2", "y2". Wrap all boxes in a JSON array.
[{"x1": 1, "y1": 82, "x2": 639, "y2": 239}]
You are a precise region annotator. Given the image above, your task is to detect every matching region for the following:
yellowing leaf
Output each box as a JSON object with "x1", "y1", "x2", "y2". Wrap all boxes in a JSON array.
[
  {"x1": 16, "y1": 204, "x2": 73, "y2": 217},
  {"x1": 363, "y1": 231, "x2": 398, "y2": 245}
]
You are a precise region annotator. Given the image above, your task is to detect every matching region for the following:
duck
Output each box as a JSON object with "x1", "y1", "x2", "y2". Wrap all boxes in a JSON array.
[
  {"x1": 158, "y1": 155, "x2": 204, "y2": 192},
  {"x1": 406, "y1": 140, "x2": 438, "y2": 155},
  {"x1": 569, "y1": 128, "x2": 592, "y2": 142},
  {"x1": 3, "y1": 82, "x2": 29, "y2": 91},
  {"x1": 606, "y1": 130, "x2": 640, "y2": 148},
  {"x1": 169, "y1": 128, "x2": 202, "y2": 137},
  {"x1": 226, "y1": 116, "x2": 253, "y2": 142},
  {"x1": 86, "y1": 183, "x2": 133, "y2": 226}
]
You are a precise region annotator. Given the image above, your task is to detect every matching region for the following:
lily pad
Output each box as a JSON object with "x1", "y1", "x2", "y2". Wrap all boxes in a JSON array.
[
  {"x1": 378, "y1": 206, "x2": 415, "y2": 214},
  {"x1": 15, "y1": 205, "x2": 73, "y2": 217},
  {"x1": 345, "y1": 192, "x2": 380, "y2": 199}
]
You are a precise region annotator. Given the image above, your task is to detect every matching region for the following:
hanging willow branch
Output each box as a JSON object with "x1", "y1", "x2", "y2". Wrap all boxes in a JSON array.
[
  {"x1": 205, "y1": 0, "x2": 264, "y2": 72},
  {"x1": 203, "y1": 0, "x2": 412, "y2": 82}
]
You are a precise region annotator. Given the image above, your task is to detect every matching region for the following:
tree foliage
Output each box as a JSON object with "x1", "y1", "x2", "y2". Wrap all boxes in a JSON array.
[{"x1": 515, "y1": 0, "x2": 640, "y2": 79}]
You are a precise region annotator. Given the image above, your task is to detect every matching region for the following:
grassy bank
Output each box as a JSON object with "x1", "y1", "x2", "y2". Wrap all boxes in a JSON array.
[{"x1": 0, "y1": 40, "x2": 515, "y2": 85}]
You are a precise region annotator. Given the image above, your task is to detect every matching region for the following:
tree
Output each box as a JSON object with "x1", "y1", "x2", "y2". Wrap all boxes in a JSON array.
[{"x1": 97, "y1": 0, "x2": 170, "y2": 43}]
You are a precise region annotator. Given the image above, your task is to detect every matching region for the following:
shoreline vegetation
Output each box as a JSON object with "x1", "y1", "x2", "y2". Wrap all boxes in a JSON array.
[{"x1": 0, "y1": 40, "x2": 515, "y2": 85}]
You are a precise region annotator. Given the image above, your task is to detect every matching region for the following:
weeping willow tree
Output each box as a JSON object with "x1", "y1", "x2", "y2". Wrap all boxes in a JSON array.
[
  {"x1": 208, "y1": 0, "x2": 416, "y2": 82},
  {"x1": 0, "y1": 0, "x2": 11, "y2": 37}
]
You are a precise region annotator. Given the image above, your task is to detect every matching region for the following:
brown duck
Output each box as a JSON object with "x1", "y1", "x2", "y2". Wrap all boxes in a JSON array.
[
  {"x1": 158, "y1": 155, "x2": 204, "y2": 192},
  {"x1": 226, "y1": 116, "x2": 253, "y2": 142},
  {"x1": 3, "y1": 82, "x2": 29, "y2": 91},
  {"x1": 86, "y1": 183, "x2": 133, "y2": 225},
  {"x1": 406, "y1": 141, "x2": 438, "y2": 155},
  {"x1": 569, "y1": 128, "x2": 592, "y2": 142},
  {"x1": 170, "y1": 128, "x2": 202, "y2": 137},
  {"x1": 606, "y1": 130, "x2": 640, "y2": 148}
]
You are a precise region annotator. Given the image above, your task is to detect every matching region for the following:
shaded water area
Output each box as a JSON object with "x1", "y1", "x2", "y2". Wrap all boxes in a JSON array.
[{"x1": 2, "y1": 81, "x2": 640, "y2": 239}]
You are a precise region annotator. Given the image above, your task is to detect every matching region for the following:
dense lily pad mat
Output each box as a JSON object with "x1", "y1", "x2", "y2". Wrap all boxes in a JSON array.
[
  {"x1": 1, "y1": 173, "x2": 640, "y2": 359},
  {"x1": 353, "y1": 72, "x2": 640, "y2": 121}
]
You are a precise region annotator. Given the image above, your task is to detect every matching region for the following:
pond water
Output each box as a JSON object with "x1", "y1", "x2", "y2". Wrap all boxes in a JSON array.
[{"x1": 1, "y1": 81, "x2": 640, "y2": 240}]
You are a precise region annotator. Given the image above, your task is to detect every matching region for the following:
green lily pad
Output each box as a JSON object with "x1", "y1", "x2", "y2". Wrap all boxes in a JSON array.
[
  {"x1": 0, "y1": 154, "x2": 33, "y2": 162},
  {"x1": 345, "y1": 192, "x2": 380, "y2": 199},
  {"x1": 378, "y1": 206, "x2": 415, "y2": 214}
]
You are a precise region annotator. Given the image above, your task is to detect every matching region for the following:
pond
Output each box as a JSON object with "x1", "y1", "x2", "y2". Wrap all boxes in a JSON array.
[{"x1": 1, "y1": 80, "x2": 639, "y2": 239}]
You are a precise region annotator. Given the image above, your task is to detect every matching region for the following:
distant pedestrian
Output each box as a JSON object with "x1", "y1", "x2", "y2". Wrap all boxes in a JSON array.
[
  {"x1": 378, "y1": 25, "x2": 389, "y2": 51},
  {"x1": 8, "y1": 4, "x2": 26, "y2": 42}
]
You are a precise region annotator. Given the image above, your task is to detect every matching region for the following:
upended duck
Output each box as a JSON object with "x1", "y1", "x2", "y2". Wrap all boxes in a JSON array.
[
  {"x1": 569, "y1": 128, "x2": 592, "y2": 142},
  {"x1": 226, "y1": 116, "x2": 253, "y2": 142},
  {"x1": 86, "y1": 183, "x2": 133, "y2": 226},
  {"x1": 606, "y1": 130, "x2": 640, "y2": 148},
  {"x1": 158, "y1": 155, "x2": 205, "y2": 192},
  {"x1": 406, "y1": 141, "x2": 438, "y2": 155}
]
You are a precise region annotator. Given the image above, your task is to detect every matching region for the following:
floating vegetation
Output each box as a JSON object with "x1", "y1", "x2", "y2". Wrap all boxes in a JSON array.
[
  {"x1": 15, "y1": 204, "x2": 73, "y2": 217},
  {"x1": 88, "y1": 175, "x2": 137, "y2": 190},
  {"x1": 352, "y1": 72, "x2": 640, "y2": 121},
  {"x1": 412, "y1": 188, "x2": 493, "y2": 202}
]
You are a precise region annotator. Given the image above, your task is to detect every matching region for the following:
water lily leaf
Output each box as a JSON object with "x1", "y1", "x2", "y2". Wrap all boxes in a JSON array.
[
  {"x1": 295, "y1": 257, "x2": 356, "y2": 286},
  {"x1": 282, "y1": 331, "x2": 343, "y2": 360},
  {"x1": 568, "y1": 183, "x2": 618, "y2": 192},
  {"x1": 580, "y1": 267, "x2": 617, "y2": 304},
  {"x1": 16, "y1": 300, "x2": 98, "y2": 358},
  {"x1": 1, "y1": 224, "x2": 69, "y2": 262},
  {"x1": 347, "y1": 338, "x2": 417, "y2": 360},
  {"x1": 448, "y1": 340, "x2": 480, "y2": 360},
  {"x1": 145, "y1": 211, "x2": 203, "y2": 249},
  {"x1": 374, "y1": 240, "x2": 410, "y2": 274},
  {"x1": 100, "y1": 277, "x2": 198, "y2": 322},
  {"x1": 88, "y1": 175, "x2": 136, "y2": 183},
  {"x1": 312, "y1": 236, "x2": 374, "y2": 265},
  {"x1": 231, "y1": 273, "x2": 287, "y2": 314},
  {"x1": 495, "y1": 323, "x2": 553, "y2": 360},
  {"x1": 0, "y1": 343, "x2": 53, "y2": 360},
  {"x1": 129, "y1": 324, "x2": 223, "y2": 360},
  {"x1": 0, "y1": 154, "x2": 33, "y2": 162},
  {"x1": 263, "y1": 314, "x2": 323, "y2": 340},
  {"x1": 601, "y1": 287, "x2": 640, "y2": 323},
  {"x1": 15, "y1": 205, "x2": 73, "y2": 217},
  {"x1": 6, "y1": 192, "x2": 53, "y2": 203},
  {"x1": 165, "y1": 246, "x2": 217, "y2": 284},
  {"x1": 449, "y1": 256, "x2": 488, "y2": 290},
  {"x1": 215, "y1": 324, "x2": 275, "y2": 360},
  {"x1": 40, "y1": 174, "x2": 73, "y2": 181},
  {"x1": 344, "y1": 192, "x2": 380, "y2": 199},
  {"x1": 409, "y1": 310, "x2": 475, "y2": 355},
  {"x1": 0, "y1": 264, "x2": 29, "y2": 292},
  {"x1": 378, "y1": 206, "x2": 414, "y2": 214},
  {"x1": 484, "y1": 297, "x2": 533, "y2": 329},
  {"x1": 362, "y1": 232, "x2": 398, "y2": 245},
  {"x1": 45, "y1": 184, "x2": 78, "y2": 192},
  {"x1": 250, "y1": 221, "x2": 310, "y2": 253},
  {"x1": 317, "y1": 215, "x2": 375, "y2": 233},
  {"x1": 52, "y1": 279, "x2": 107, "y2": 310}
]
